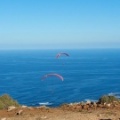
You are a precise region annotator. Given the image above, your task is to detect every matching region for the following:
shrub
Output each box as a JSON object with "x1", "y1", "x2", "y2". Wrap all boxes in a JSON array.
[
  {"x1": 0, "y1": 94, "x2": 20, "y2": 109},
  {"x1": 99, "y1": 95, "x2": 119, "y2": 104}
]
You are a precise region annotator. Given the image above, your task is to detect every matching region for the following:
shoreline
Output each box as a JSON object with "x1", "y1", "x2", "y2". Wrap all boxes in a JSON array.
[
  {"x1": 0, "y1": 99, "x2": 120, "y2": 120},
  {"x1": 0, "y1": 94, "x2": 120, "y2": 120}
]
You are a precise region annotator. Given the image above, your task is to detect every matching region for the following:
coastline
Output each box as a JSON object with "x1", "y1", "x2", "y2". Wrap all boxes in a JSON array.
[{"x1": 0, "y1": 95, "x2": 120, "y2": 120}]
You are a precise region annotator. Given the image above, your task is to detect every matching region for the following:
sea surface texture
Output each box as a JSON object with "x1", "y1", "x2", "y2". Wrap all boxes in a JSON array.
[{"x1": 0, "y1": 49, "x2": 120, "y2": 107}]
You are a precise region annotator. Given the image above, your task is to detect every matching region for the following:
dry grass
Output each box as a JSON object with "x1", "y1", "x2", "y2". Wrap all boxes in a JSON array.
[{"x1": 0, "y1": 94, "x2": 20, "y2": 109}]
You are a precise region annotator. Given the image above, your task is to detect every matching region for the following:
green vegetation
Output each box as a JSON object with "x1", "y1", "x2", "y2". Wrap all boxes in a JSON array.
[
  {"x1": 0, "y1": 94, "x2": 20, "y2": 109},
  {"x1": 99, "y1": 95, "x2": 119, "y2": 104}
]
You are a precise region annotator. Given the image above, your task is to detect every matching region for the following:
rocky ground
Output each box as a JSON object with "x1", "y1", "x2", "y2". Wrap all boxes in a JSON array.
[{"x1": 0, "y1": 101, "x2": 120, "y2": 120}]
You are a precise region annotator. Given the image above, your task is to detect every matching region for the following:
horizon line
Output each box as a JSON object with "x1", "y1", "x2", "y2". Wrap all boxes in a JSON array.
[{"x1": 0, "y1": 47, "x2": 120, "y2": 51}]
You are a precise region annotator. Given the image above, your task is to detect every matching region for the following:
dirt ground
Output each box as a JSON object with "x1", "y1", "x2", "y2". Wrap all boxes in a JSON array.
[{"x1": 0, "y1": 106, "x2": 120, "y2": 120}]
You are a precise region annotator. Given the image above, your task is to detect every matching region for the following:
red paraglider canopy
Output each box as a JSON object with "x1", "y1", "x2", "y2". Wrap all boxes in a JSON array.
[
  {"x1": 41, "y1": 73, "x2": 64, "y2": 81},
  {"x1": 56, "y1": 53, "x2": 69, "y2": 58}
]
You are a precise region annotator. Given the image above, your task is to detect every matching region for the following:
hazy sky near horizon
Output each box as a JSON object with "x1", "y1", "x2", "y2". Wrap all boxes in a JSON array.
[{"x1": 0, "y1": 0, "x2": 120, "y2": 49}]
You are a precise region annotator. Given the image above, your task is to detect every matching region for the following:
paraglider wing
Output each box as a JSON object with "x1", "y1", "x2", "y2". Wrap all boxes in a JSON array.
[
  {"x1": 42, "y1": 73, "x2": 64, "y2": 81},
  {"x1": 56, "y1": 52, "x2": 69, "y2": 58}
]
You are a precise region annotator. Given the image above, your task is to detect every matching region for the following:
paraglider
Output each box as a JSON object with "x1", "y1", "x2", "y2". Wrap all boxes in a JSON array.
[
  {"x1": 41, "y1": 73, "x2": 64, "y2": 81},
  {"x1": 56, "y1": 52, "x2": 69, "y2": 58}
]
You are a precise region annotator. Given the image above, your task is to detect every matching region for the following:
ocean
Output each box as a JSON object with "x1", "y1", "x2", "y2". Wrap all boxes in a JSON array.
[{"x1": 0, "y1": 49, "x2": 120, "y2": 107}]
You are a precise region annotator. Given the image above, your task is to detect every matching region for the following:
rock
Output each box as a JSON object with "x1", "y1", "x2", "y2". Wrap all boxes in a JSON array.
[
  {"x1": 103, "y1": 103, "x2": 111, "y2": 108},
  {"x1": 16, "y1": 110, "x2": 23, "y2": 115},
  {"x1": 76, "y1": 105, "x2": 82, "y2": 111},
  {"x1": 81, "y1": 102, "x2": 86, "y2": 106},
  {"x1": 106, "y1": 103, "x2": 111, "y2": 108},
  {"x1": 1, "y1": 118, "x2": 7, "y2": 120},
  {"x1": 70, "y1": 105, "x2": 76, "y2": 111},
  {"x1": 41, "y1": 116, "x2": 47, "y2": 119},
  {"x1": 86, "y1": 100, "x2": 91, "y2": 105},
  {"x1": 21, "y1": 105, "x2": 27, "y2": 108},
  {"x1": 97, "y1": 104, "x2": 104, "y2": 108},
  {"x1": 28, "y1": 107, "x2": 33, "y2": 110},
  {"x1": 82, "y1": 104, "x2": 89, "y2": 110},
  {"x1": 97, "y1": 114, "x2": 102, "y2": 117},
  {"x1": 103, "y1": 102, "x2": 107, "y2": 105},
  {"x1": 7, "y1": 106, "x2": 16, "y2": 111},
  {"x1": 39, "y1": 105, "x2": 47, "y2": 108},
  {"x1": 93, "y1": 102, "x2": 97, "y2": 109},
  {"x1": 89, "y1": 104, "x2": 94, "y2": 108},
  {"x1": 99, "y1": 119, "x2": 112, "y2": 120}
]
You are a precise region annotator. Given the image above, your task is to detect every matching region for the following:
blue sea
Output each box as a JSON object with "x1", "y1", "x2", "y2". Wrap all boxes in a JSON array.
[{"x1": 0, "y1": 49, "x2": 120, "y2": 107}]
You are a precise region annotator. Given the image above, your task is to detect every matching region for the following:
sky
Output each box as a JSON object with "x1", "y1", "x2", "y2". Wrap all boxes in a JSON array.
[{"x1": 0, "y1": 0, "x2": 120, "y2": 49}]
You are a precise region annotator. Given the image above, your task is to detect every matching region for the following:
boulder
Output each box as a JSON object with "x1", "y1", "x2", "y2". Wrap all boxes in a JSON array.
[
  {"x1": 7, "y1": 106, "x2": 16, "y2": 111},
  {"x1": 16, "y1": 110, "x2": 23, "y2": 115}
]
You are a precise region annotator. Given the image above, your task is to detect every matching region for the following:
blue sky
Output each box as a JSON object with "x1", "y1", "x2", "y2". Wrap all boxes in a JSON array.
[{"x1": 0, "y1": 0, "x2": 120, "y2": 49}]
